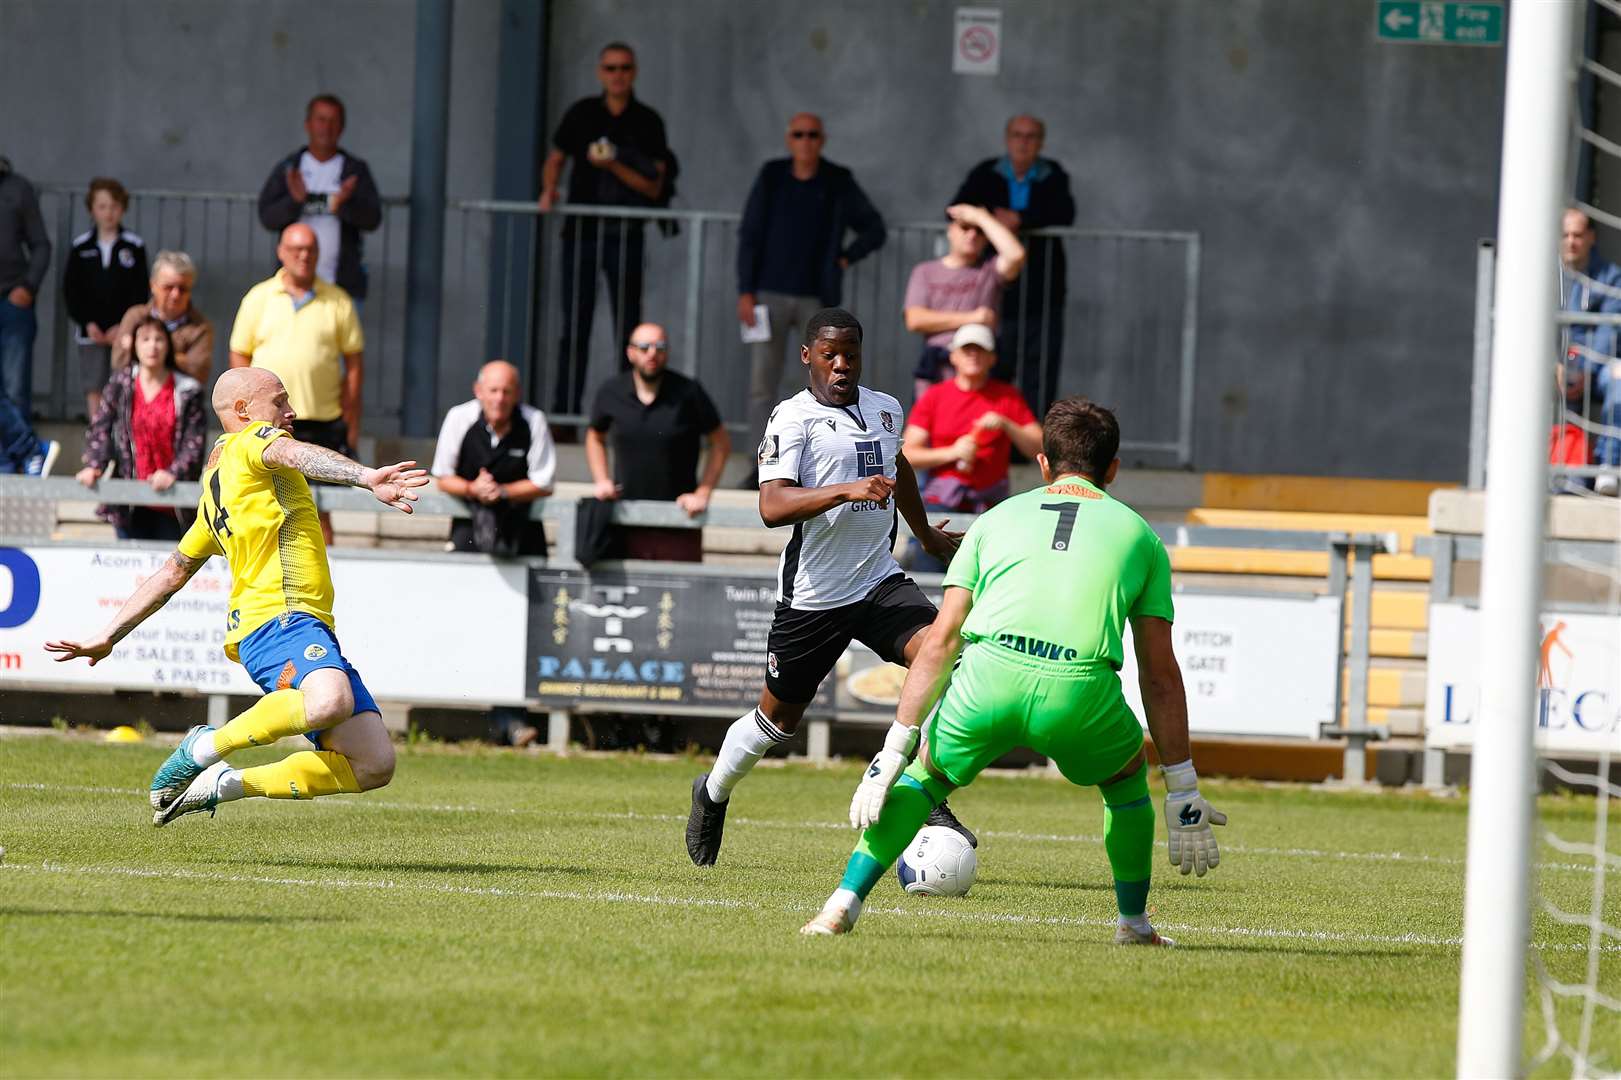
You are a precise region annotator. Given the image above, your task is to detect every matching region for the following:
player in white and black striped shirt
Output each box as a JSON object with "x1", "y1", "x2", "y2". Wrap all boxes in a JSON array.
[{"x1": 686, "y1": 308, "x2": 974, "y2": 865}]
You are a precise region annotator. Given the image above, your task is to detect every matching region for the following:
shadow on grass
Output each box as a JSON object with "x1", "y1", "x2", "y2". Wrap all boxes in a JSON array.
[
  {"x1": 0, "y1": 905, "x2": 343, "y2": 925},
  {"x1": 232, "y1": 856, "x2": 593, "y2": 877}
]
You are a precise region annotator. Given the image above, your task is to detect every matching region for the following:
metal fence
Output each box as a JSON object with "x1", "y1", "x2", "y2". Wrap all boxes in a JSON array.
[
  {"x1": 32, "y1": 185, "x2": 411, "y2": 432},
  {"x1": 450, "y1": 200, "x2": 1200, "y2": 465},
  {"x1": 26, "y1": 187, "x2": 1199, "y2": 465}
]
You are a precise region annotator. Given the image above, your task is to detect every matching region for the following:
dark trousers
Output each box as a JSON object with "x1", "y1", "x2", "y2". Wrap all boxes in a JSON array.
[
  {"x1": 995, "y1": 250, "x2": 1067, "y2": 418},
  {"x1": 554, "y1": 217, "x2": 645, "y2": 416},
  {"x1": 114, "y1": 507, "x2": 186, "y2": 541}
]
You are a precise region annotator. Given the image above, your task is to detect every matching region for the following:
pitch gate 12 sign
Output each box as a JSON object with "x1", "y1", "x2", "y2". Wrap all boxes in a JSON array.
[{"x1": 524, "y1": 569, "x2": 833, "y2": 712}]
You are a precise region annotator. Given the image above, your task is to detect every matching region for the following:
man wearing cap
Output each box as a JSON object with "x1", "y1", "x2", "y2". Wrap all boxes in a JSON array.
[{"x1": 902, "y1": 323, "x2": 1042, "y2": 572}]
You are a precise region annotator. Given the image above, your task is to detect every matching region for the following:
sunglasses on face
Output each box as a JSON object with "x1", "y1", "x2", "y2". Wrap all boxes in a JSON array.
[
  {"x1": 790, "y1": 130, "x2": 823, "y2": 140},
  {"x1": 631, "y1": 341, "x2": 668, "y2": 352},
  {"x1": 601, "y1": 63, "x2": 635, "y2": 73}
]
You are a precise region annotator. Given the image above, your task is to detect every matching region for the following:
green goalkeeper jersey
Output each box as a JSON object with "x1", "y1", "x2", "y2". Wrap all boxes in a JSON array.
[{"x1": 942, "y1": 474, "x2": 1174, "y2": 670}]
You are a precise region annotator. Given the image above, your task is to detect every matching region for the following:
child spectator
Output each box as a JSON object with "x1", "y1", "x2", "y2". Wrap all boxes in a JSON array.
[{"x1": 62, "y1": 178, "x2": 148, "y2": 421}]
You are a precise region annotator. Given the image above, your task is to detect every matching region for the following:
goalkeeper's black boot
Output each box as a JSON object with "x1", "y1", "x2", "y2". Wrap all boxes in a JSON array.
[
  {"x1": 686, "y1": 773, "x2": 728, "y2": 866},
  {"x1": 926, "y1": 799, "x2": 978, "y2": 848}
]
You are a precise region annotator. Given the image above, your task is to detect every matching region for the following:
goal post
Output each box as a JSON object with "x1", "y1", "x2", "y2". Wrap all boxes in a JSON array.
[{"x1": 1456, "y1": 2, "x2": 1581, "y2": 1078}]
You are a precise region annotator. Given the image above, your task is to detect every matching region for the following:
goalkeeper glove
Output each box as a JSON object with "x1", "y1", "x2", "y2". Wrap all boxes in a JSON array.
[
  {"x1": 1161, "y1": 759, "x2": 1228, "y2": 877},
  {"x1": 850, "y1": 721, "x2": 920, "y2": 829}
]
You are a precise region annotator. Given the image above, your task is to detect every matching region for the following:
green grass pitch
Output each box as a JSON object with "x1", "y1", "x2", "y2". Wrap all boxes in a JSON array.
[{"x1": 1, "y1": 734, "x2": 1615, "y2": 1078}]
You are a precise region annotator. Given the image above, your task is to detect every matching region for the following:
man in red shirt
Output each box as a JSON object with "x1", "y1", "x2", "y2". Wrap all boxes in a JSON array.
[{"x1": 902, "y1": 323, "x2": 1043, "y2": 571}]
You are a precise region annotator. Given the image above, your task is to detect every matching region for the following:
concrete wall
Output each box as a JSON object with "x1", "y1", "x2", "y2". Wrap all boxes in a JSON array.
[
  {"x1": 549, "y1": 0, "x2": 1506, "y2": 479},
  {"x1": 4, "y1": 0, "x2": 1505, "y2": 477}
]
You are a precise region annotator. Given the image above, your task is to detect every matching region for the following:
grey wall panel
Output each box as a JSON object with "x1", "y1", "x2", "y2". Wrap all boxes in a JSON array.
[{"x1": 3, "y1": 0, "x2": 1505, "y2": 476}]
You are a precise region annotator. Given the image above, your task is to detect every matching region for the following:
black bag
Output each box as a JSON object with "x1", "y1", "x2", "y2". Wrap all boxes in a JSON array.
[{"x1": 573, "y1": 497, "x2": 623, "y2": 566}]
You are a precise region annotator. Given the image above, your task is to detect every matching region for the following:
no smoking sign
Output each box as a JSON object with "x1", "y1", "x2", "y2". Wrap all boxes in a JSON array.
[{"x1": 953, "y1": 7, "x2": 1002, "y2": 76}]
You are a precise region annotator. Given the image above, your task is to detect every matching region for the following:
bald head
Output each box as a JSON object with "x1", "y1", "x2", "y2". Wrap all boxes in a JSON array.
[
  {"x1": 477, "y1": 359, "x2": 521, "y2": 388},
  {"x1": 278, "y1": 222, "x2": 319, "y2": 289},
  {"x1": 785, "y1": 113, "x2": 824, "y2": 167},
  {"x1": 473, "y1": 359, "x2": 522, "y2": 428},
  {"x1": 625, "y1": 322, "x2": 669, "y2": 380},
  {"x1": 213, "y1": 368, "x2": 292, "y2": 432}
]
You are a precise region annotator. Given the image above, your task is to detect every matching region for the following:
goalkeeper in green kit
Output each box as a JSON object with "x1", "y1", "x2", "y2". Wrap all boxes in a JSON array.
[{"x1": 802, "y1": 398, "x2": 1227, "y2": 944}]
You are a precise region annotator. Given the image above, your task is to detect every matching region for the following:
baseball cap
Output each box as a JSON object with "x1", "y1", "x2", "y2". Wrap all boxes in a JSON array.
[{"x1": 950, "y1": 324, "x2": 997, "y2": 353}]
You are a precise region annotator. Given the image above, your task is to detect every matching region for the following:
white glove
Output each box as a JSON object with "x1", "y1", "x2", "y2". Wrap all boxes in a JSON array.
[
  {"x1": 850, "y1": 721, "x2": 920, "y2": 829},
  {"x1": 1161, "y1": 759, "x2": 1228, "y2": 877}
]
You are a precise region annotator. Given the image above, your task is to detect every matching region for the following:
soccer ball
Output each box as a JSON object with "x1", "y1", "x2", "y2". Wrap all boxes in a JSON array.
[{"x1": 896, "y1": 826, "x2": 977, "y2": 897}]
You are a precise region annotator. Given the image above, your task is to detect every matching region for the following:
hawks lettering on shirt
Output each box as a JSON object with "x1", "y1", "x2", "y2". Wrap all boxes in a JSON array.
[{"x1": 758, "y1": 388, "x2": 908, "y2": 610}]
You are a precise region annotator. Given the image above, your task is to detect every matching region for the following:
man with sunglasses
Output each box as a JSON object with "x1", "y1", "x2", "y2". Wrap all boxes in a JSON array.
[
  {"x1": 951, "y1": 115, "x2": 1076, "y2": 417},
  {"x1": 586, "y1": 321, "x2": 730, "y2": 561},
  {"x1": 539, "y1": 42, "x2": 673, "y2": 420},
  {"x1": 736, "y1": 113, "x2": 886, "y2": 485}
]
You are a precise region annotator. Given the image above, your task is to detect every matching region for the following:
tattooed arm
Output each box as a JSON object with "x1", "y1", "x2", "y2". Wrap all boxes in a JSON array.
[
  {"x1": 262, "y1": 437, "x2": 432, "y2": 514},
  {"x1": 44, "y1": 551, "x2": 209, "y2": 666}
]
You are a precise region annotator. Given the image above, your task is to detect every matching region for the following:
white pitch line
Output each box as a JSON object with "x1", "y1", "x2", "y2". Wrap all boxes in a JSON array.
[
  {"x1": 2, "y1": 860, "x2": 1614, "y2": 954},
  {"x1": 2, "y1": 781, "x2": 1606, "y2": 875}
]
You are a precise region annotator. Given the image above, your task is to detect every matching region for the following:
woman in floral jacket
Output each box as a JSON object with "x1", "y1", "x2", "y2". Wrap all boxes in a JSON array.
[{"x1": 76, "y1": 315, "x2": 207, "y2": 540}]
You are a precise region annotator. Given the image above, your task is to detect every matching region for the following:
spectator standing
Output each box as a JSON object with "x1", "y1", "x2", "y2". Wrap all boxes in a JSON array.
[
  {"x1": 76, "y1": 315, "x2": 205, "y2": 540},
  {"x1": 229, "y1": 223, "x2": 364, "y2": 542},
  {"x1": 0, "y1": 155, "x2": 55, "y2": 475},
  {"x1": 903, "y1": 203, "x2": 1024, "y2": 400},
  {"x1": 110, "y1": 250, "x2": 214, "y2": 382},
  {"x1": 901, "y1": 324, "x2": 1041, "y2": 571},
  {"x1": 586, "y1": 321, "x2": 730, "y2": 562},
  {"x1": 62, "y1": 178, "x2": 148, "y2": 421},
  {"x1": 952, "y1": 115, "x2": 1076, "y2": 416},
  {"x1": 538, "y1": 42, "x2": 672, "y2": 419},
  {"x1": 1559, "y1": 207, "x2": 1621, "y2": 496},
  {"x1": 432, "y1": 359, "x2": 557, "y2": 557},
  {"x1": 736, "y1": 112, "x2": 886, "y2": 481},
  {"x1": 257, "y1": 94, "x2": 382, "y2": 305}
]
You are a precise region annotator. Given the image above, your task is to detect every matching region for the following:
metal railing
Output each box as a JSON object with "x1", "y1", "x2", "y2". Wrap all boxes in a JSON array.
[
  {"x1": 23, "y1": 186, "x2": 1200, "y2": 466},
  {"x1": 31, "y1": 185, "x2": 411, "y2": 431},
  {"x1": 449, "y1": 200, "x2": 1201, "y2": 465}
]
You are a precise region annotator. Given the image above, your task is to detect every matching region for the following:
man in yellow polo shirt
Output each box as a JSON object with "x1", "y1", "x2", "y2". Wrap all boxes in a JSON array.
[{"x1": 229, "y1": 222, "x2": 363, "y2": 542}]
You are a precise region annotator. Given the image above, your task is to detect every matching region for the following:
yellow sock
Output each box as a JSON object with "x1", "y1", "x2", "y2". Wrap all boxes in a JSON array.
[
  {"x1": 239, "y1": 751, "x2": 361, "y2": 800},
  {"x1": 210, "y1": 689, "x2": 309, "y2": 757}
]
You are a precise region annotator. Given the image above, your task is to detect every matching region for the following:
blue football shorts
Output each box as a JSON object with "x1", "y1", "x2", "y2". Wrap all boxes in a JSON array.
[{"x1": 236, "y1": 612, "x2": 380, "y2": 748}]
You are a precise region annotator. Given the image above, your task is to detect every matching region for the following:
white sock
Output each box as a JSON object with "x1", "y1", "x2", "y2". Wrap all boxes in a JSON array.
[
  {"x1": 828, "y1": 887, "x2": 863, "y2": 926},
  {"x1": 706, "y1": 709, "x2": 789, "y2": 803},
  {"x1": 191, "y1": 728, "x2": 222, "y2": 767},
  {"x1": 1121, "y1": 912, "x2": 1153, "y2": 934},
  {"x1": 214, "y1": 768, "x2": 245, "y2": 803}
]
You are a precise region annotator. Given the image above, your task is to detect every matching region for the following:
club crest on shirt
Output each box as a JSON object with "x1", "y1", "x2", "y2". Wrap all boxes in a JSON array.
[
  {"x1": 878, "y1": 410, "x2": 895, "y2": 434},
  {"x1": 757, "y1": 433, "x2": 780, "y2": 466},
  {"x1": 118, "y1": 248, "x2": 138, "y2": 269}
]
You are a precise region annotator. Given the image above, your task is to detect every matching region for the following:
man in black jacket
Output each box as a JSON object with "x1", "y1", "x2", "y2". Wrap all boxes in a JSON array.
[
  {"x1": 952, "y1": 115, "x2": 1075, "y2": 416},
  {"x1": 257, "y1": 95, "x2": 382, "y2": 304},
  {"x1": 735, "y1": 113, "x2": 885, "y2": 484}
]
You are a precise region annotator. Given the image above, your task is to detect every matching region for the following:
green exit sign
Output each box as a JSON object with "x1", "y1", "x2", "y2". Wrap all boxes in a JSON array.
[{"x1": 1376, "y1": 1, "x2": 1503, "y2": 46}]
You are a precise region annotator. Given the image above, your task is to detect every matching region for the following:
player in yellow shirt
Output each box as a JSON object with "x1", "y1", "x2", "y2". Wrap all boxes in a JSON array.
[{"x1": 45, "y1": 367, "x2": 429, "y2": 825}]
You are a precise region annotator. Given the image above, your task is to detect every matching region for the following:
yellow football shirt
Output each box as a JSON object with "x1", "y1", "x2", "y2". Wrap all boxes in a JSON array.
[{"x1": 178, "y1": 422, "x2": 336, "y2": 661}]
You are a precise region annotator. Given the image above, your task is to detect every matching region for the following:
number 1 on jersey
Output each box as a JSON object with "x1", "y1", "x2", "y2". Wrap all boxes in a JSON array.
[{"x1": 1039, "y1": 502, "x2": 1078, "y2": 551}]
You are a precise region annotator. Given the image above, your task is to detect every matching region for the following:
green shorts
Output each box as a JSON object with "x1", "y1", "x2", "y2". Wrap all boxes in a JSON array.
[{"x1": 924, "y1": 641, "x2": 1145, "y2": 789}]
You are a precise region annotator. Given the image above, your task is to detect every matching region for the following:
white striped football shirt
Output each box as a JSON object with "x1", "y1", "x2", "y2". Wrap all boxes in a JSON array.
[{"x1": 757, "y1": 388, "x2": 909, "y2": 610}]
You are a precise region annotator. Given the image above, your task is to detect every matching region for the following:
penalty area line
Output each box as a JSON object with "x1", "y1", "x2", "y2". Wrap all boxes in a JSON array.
[
  {"x1": 1, "y1": 860, "x2": 1614, "y2": 953},
  {"x1": 3, "y1": 781, "x2": 1604, "y2": 875}
]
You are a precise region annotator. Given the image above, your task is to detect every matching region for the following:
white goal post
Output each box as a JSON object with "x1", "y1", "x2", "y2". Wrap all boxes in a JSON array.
[{"x1": 1456, "y1": 2, "x2": 1582, "y2": 1078}]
